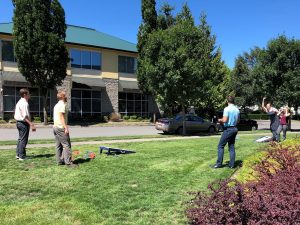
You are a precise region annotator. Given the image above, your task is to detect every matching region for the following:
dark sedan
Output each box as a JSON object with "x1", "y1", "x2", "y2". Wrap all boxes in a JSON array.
[{"x1": 217, "y1": 111, "x2": 258, "y2": 131}]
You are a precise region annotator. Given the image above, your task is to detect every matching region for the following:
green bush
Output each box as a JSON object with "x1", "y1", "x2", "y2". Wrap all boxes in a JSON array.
[
  {"x1": 248, "y1": 114, "x2": 269, "y2": 120},
  {"x1": 33, "y1": 117, "x2": 42, "y2": 123},
  {"x1": 137, "y1": 117, "x2": 144, "y2": 121},
  {"x1": 129, "y1": 115, "x2": 137, "y2": 120},
  {"x1": 0, "y1": 120, "x2": 6, "y2": 124},
  {"x1": 8, "y1": 119, "x2": 16, "y2": 124},
  {"x1": 123, "y1": 115, "x2": 130, "y2": 120}
]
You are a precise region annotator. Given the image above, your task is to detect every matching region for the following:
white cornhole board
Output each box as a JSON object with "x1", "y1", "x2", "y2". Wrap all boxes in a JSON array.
[{"x1": 256, "y1": 136, "x2": 273, "y2": 143}]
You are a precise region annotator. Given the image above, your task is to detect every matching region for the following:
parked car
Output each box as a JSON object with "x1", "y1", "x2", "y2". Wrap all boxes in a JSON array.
[
  {"x1": 217, "y1": 111, "x2": 258, "y2": 131},
  {"x1": 155, "y1": 114, "x2": 217, "y2": 135}
]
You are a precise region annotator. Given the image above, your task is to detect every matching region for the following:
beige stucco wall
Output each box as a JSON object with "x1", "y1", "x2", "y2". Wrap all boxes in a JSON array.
[{"x1": 1, "y1": 38, "x2": 138, "y2": 82}]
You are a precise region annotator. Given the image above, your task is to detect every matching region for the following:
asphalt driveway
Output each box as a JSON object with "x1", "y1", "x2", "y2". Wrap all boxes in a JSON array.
[{"x1": 1, "y1": 120, "x2": 300, "y2": 141}]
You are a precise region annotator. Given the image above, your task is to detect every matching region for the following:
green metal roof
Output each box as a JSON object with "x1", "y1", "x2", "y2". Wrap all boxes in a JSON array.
[{"x1": 0, "y1": 22, "x2": 137, "y2": 53}]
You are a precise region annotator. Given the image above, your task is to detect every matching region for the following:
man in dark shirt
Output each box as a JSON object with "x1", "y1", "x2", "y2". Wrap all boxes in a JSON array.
[{"x1": 262, "y1": 97, "x2": 279, "y2": 141}]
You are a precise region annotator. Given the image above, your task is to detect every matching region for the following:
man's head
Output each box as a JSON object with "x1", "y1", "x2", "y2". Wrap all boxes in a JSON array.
[
  {"x1": 57, "y1": 90, "x2": 67, "y2": 102},
  {"x1": 19, "y1": 88, "x2": 30, "y2": 101},
  {"x1": 266, "y1": 102, "x2": 272, "y2": 111},
  {"x1": 227, "y1": 96, "x2": 235, "y2": 104}
]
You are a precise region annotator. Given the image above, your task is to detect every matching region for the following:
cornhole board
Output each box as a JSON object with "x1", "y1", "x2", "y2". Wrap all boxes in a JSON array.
[
  {"x1": 99, "y1": 146, "x2": 136, "y2": 155},
  {"x1": 255, "y1": 136, "x2": 273, "y2": 143}
]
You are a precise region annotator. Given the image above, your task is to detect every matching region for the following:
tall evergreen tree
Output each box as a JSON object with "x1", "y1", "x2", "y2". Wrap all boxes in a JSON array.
[
  {"x1": 137, "y1": 0, "x2": 157, "y2": 95},
  {"x1": 13, "y1": 0, "x2": 69, "y2": 124}
]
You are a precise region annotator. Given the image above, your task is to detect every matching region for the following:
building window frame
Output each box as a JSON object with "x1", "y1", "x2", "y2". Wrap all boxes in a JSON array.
[
  {"x1": 2, "y1": 86, "x2": 55, "y2": 117},
  {"x1": 70, "y1": 48, "x2": 102, "y2": 71},
  {"x1": 118, "y1": 55, "x2": 137, "y2": 74},
  {"x1": 1, "y1": 39, "x2": 17, "y2": 62},
  {"x1": 71, "y1": 89, "x2": 102, "y2": 117},
  {"x1": 118, "y1": 92, "x2": 149, "y2": 116}
]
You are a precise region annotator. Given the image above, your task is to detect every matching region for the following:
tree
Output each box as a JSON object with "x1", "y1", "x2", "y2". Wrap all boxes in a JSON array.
[
  {"x1": 13, "y1": 0, "x2": 69, "y2": 125},
  {"x1": 257, "y1": 36, "x2": 300, "y2": 111},
  {"x1": 137, "y1": 0, "x2": 157, "y2": 94},
  {"x1": 137, "y1": 3, "x2": 225, "y2": 134},
  {"x1": 231, "y1": 47, "x2": 262, "y2": 110}
]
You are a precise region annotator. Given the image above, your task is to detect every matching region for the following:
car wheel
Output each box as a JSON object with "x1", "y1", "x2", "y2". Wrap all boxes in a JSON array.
[
  {"x1": 251, "y1": 125, "x2": 257, "y2": 131},
  {"x1": 208, "y1": 126, "x2": 215, "y2": 133},
  {"x1": 163, "y1": 131, "x2": 169, "y2": 134},
  {"x1": 177, "y1": 127, "x2": 183, "y2": 135}
]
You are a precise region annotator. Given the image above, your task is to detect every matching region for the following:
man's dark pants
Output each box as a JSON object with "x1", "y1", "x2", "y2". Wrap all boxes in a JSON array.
[
  {"x1": 16, "y1": 121, "x2": 30, "y2": 159},
  {"x1": 216, "y1": 127, "x2": 238, "y2": 167}
]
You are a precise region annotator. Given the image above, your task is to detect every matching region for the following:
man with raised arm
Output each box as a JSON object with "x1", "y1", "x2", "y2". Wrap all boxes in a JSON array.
[{"x1": 262, "y1": 97, "x2": 279, "y2": 141}]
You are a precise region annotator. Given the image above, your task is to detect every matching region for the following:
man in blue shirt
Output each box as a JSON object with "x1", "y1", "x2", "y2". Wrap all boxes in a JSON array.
[{"x1": 213, "y1": 96, "x2": 240, "y2": 169}]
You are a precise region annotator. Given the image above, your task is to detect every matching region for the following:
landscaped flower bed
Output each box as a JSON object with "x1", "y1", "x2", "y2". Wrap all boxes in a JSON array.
[{"x1": 187, "y1": 139, "x2": 300, "y2": 224}]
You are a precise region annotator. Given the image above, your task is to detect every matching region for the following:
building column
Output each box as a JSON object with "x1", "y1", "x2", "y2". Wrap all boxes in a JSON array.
[
  {"x1": 0, "y1": 71, "x2": 3, "y2": 118},
  {"x1": 102, "y1": 78, "x2": 119, "y2": 115}
]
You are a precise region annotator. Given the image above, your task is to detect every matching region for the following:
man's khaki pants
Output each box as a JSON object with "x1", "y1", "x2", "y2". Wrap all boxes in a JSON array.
[{"x1": 53, "y1": 127, "x2": 72, "y2": 165}]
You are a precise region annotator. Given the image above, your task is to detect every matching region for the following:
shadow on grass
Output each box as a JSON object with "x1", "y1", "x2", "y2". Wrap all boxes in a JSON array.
[
  {"x1": 224, "y1": 160, "x2": 243, "y2": 168},
  {"x1": 73, "y1": 158, "x2": 91, "y2": 164},
  {"x1": 30, "y1": 153, "x2": 55, "y2": 159},
  {"x1": 158, "y1": 132, "x2": 221, "y2": 137}
]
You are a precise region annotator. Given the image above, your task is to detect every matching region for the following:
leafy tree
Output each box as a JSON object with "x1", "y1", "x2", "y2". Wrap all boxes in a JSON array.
[
  {"x1": 231, "y1": 47, "x2": 262, "y2": 110},
  {"x1": 137, "y1": 0, "x2": 157, "y2": 93},
  {"x1": 137, "y1": 3, "x2": 225, "y2": 134},
  {"x1": 13, "y1": 0, "x2": 69, "y2": 124},
  {"x1": 257, "y1": 35, "x2": 300, "y2": 111}
]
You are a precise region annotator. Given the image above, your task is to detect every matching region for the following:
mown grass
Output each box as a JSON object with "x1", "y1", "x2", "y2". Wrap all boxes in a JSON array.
[
  {"x1": 0, "y1": 130, "x2": 271, "y2": 146},
  {"x1": 0, "y1": 135, "x2": 265, "y2": 225},
  {"x1": 0, "y1": 134, "x2": 176, "y2": 146}
]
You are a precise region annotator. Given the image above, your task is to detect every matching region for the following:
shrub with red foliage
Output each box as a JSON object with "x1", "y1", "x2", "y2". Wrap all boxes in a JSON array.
[{"x1": 187, "y1": 144, "x2": 300, "y2": 225}]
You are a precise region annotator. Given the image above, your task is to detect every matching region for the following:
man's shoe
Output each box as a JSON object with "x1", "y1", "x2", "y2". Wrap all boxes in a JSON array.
[
  {"x1": 228, "y1": 166, "x2": 235, "y2": 169},
  {"x1": 16, "y1": 156, "x2": 19, "y2": 159},
  {"x1": 211, "y1": 164, "x2": 222, "y2": 169},
  {"x1": 18, "y1": 158, "x2": 26, "y2": 161}
]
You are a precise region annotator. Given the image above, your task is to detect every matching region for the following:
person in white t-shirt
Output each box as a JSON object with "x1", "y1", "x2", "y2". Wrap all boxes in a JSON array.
[
  {"x1": 14, "y1": 88, "x2": 36, "y2": 161},
  {"x1": 53, "y1": 90, "x2": 75, "y2": 166}
]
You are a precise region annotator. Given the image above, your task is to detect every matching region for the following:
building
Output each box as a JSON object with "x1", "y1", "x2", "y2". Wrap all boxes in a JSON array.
[{"x1": 0, "y1": 22, "x2": 159, "y2": 121}]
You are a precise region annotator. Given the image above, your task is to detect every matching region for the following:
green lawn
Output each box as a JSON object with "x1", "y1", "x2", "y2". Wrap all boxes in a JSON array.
[
  {"x1": 0, "y1": 135, "x2": 262, "y2": 225},
  {"x1": 0, "y1": 130, "x2": 269, "y2": 146}
]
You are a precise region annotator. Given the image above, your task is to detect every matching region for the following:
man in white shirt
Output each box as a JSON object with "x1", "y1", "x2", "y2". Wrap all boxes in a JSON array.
[
  {"x1": 14, "y1": 88, "x2": 36, "y2": 160},
  {"x1": 53, "y1": 90, "x2": 75, "y2": 166}
]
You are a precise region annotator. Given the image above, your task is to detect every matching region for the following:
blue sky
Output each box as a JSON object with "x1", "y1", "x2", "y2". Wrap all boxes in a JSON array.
[{"x1": 1, "y1": 0, "x2": 300, "y2": 68}]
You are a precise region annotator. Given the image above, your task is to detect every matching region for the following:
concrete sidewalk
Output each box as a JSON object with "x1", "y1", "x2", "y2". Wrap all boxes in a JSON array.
[{"x1": 1, "y1": 132, "x2": 293, "y2": 150}]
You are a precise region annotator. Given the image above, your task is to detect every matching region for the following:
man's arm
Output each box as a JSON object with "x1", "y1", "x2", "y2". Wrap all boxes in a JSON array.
[
  {"x1": 262, "y1": 97, "x2": 267, "y2": 112},
  {"x1": 21, "y1": 104, "x2": 36, "y2": 131},
  {"x1": 218, "y1": 116, "x2": 228, "y2": 124},
  {"x1": 59, "y1": 112, "x2": 69, "y2": 134}
]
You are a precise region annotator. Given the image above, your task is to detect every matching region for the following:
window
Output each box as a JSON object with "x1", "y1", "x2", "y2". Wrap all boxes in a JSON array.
[
  {"x1": 118, "y1": 56, "x2": 137, "y2": 74},
  {"x1": 71, "y1": 89, "x2": 101, "y2": 117},
  {"x1": 118, "y1": 92, "x2": 149, "y2": 116},
  {"x1": 70, "y1": 48, "x2": 101, "y2": 70},
  {"x1": 70, "y1": 49, "x2": 81, "y2": 68},
  {"x1": 3, "y1": 86, "x2": 54, "y2": 116},
  {"x1": 2, "y1": 40, "x2": 16, "y2": 62}
]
